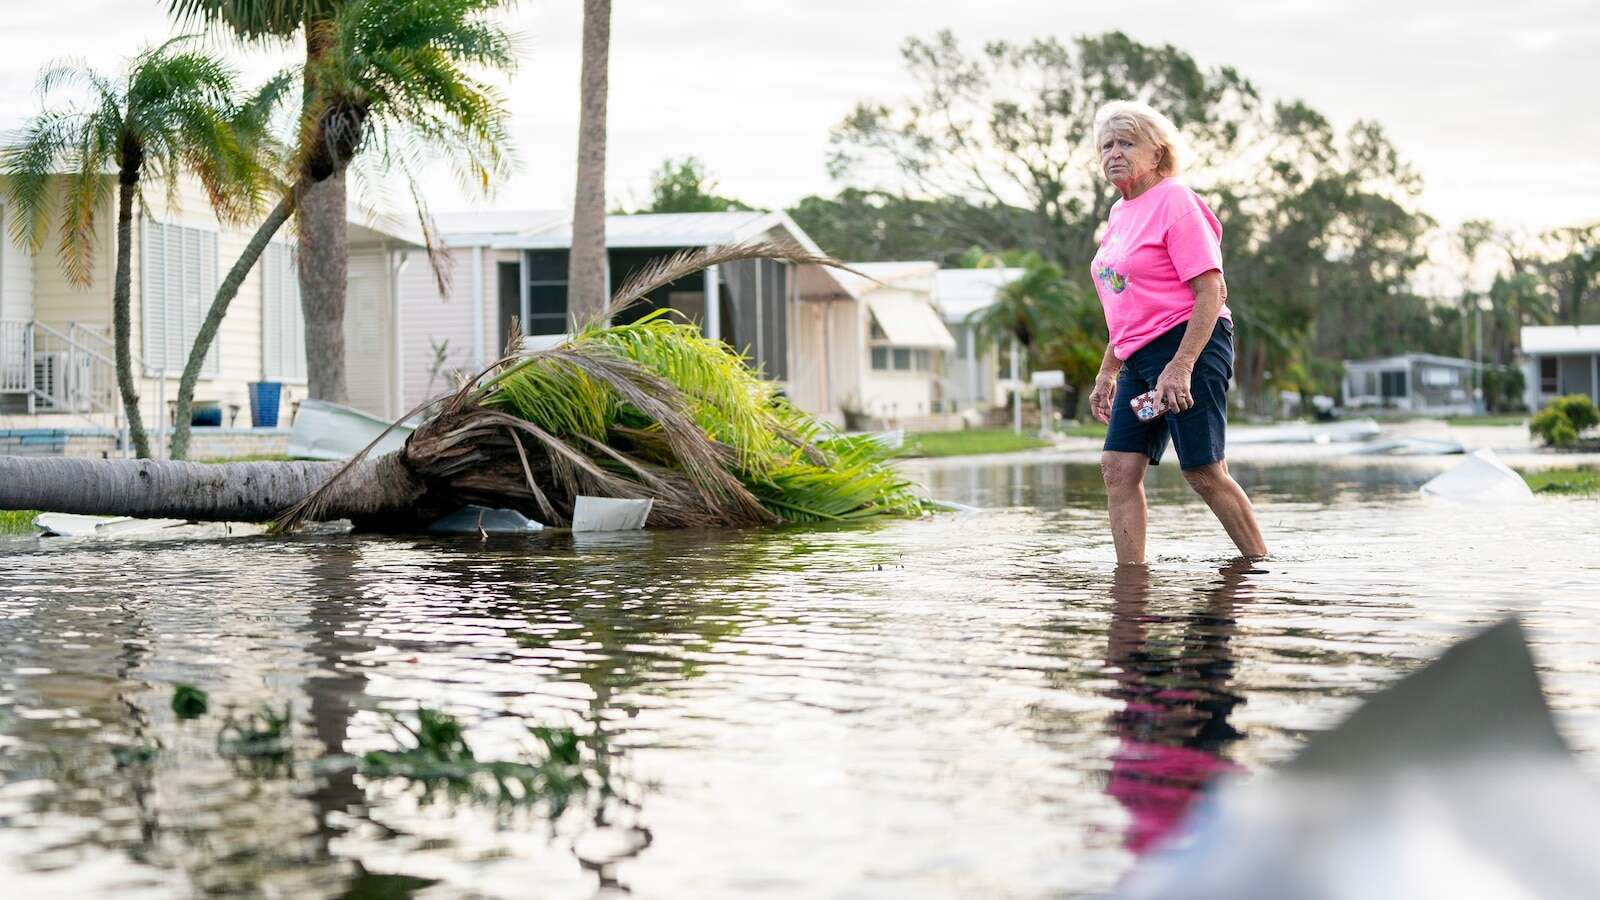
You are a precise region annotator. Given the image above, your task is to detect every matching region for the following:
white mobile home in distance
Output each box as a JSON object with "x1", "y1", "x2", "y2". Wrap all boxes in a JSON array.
[
  {"x1": 1341, "y1": 353, "x2": 1480, "y2": 416},
  {"x1": 933, "y1": 267, "x2": 1024, "y2": 420},
  {"x1": 398, "y1": 210, "x2": 860, "y2": 423},
  {"x1": 829, "y1": 262, "x2": 958, "y2": 426},
  {"x1": 1520, "y1": 326, "x2": 1600, "y2": 411}
]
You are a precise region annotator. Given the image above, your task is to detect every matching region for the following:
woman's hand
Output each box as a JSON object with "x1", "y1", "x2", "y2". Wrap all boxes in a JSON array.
[
  {"x1": 1154, "y1": 360, "x2": 1195, "y2": 413},
  {"x1": 1089, "y1": 373, "x2": 1118, "y2": 424}
]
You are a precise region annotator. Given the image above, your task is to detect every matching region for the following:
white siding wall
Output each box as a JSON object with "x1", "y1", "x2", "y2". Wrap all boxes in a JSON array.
[
  {"x1": 0, "y1": 205, "x2": 35, "y2": 321},
  {"x1": 399, "y1": 245, "x2": 510, "y2": 410},
  {"x1": 138, "y1": 177, "x2": 274, "y2": 425},
  {"x1": 344, "y1": 248, "x2": 392, "y2": 418}
]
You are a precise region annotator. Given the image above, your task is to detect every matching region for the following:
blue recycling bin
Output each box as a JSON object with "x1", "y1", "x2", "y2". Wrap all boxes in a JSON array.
[
  {"x1": 191, "y1": 403, "x2": 223, "y2": 427},
  {"x1": 247, "y1": 381, "x2": 283, "y2": 428}
]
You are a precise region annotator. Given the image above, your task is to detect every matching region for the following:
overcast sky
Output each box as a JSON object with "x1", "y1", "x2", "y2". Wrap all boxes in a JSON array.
[{"x1": 2, "y1": 0, "x2": 1596, "y2": 242}]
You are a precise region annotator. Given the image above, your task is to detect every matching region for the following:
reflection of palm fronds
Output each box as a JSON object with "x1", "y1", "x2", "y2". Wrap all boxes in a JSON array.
[{"x1": 277, "y1": 246, "x2": 933, "y2": 532}]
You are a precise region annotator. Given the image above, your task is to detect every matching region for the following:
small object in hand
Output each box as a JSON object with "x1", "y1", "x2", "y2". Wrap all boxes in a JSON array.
[{"x1": 1130, "y1": 390, "x2": 1166, "y2": 422}]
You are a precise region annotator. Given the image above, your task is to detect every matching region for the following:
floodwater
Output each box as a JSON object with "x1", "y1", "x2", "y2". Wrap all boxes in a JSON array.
[{"x1": 1, "y1": 457, "x2": 1598, "y2": 898}]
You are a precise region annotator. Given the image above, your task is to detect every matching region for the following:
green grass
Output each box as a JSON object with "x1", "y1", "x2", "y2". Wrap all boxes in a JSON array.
[
  {"x1": 1445, "y1": 415, "x2": 1529, "y2": 427},
  {"x1": 899, "y1": 428, "x2": 1053, "y2": 458},
  {"x1": 1060, "y1": 422, "x2": 1109, "y2": 439},
  {"x1": 0, "y1": 510, "x2": 39, "y2": 535},
  {"x1": 1518, "y1": 467, "x2": 1600, "y2": 496}
]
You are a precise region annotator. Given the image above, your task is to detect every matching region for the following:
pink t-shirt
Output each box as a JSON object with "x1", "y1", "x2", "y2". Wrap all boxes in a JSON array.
[{"x1": 1090, "y1": 178, "x2": 1229, "y2": 360}]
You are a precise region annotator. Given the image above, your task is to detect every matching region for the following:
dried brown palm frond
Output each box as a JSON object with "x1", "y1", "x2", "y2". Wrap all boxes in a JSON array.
[{"x1": 586, "y1": 238, "x2": 867, "y2": 329}]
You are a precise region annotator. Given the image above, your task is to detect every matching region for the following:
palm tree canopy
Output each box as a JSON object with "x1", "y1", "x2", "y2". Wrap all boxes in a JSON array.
[
  {"x1": 167, "y1": 0, "x2": 344, "y2": 39},
  {"x1": 1, "y1": 39, "x2": 287, "y2": 285},
  {"x1": 297, "y1": 0, "x2": 516, "y2": 184}
]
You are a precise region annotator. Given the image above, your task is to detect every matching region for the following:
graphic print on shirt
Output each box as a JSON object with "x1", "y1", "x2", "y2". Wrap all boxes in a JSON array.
[{"x1": 1095, "y1": 230, "x2": 1129, "y2": 294}]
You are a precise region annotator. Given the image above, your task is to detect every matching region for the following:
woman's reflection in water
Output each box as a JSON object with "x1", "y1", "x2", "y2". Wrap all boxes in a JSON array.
[{"x1": 1104, "y1": 560, "x2": 1257, "y2": 854}]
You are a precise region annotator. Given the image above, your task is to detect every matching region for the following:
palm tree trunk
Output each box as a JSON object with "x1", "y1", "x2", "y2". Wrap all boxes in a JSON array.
[
  {"x1": 0, "y1": 451, "x2": 424, "y2": 525},
  {"x1": 299, "y1": 168, "x2": 348, "y2": 403},
  {"x1": 114, "y1": 179, "x2": 153, "y2": 458},
  {"x1": 171, "y1": 192, "x2": 297, "y2": 460},
  {"x1": 299, "y1": 23, "x2": 348, "y2": 403},
  {"x1": 567, "y1": 0, "x2": 611, "y2": 326}
]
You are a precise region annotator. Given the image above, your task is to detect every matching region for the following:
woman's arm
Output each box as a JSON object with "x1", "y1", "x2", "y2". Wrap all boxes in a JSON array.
[
  {"x1": 1152, "y1": 270, "x2": 1226, "y2": 413},
  {"x1": 1089, "y1": 342, "x2": 1122, "y2": 424}
]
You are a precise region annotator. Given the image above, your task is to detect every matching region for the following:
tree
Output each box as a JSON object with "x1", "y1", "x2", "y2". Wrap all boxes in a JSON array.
[
  {"x1": 0, "y1": 244, "x2": 933, "y2": 531},
  {"x1": 167, "y1": 0, "x2": 518, "y2": 459},
  {"x1": 169, "y1": 0, "x2": 515, "y2": 404},
  {"x1": 788, "y1": 188, "x2": 1018, "y2": 265},
  {"x1": 169, "y1": 0, "x2": 348, "y2": 402},
  {"x1": 965, "y1": 251, "x2": 1104, "y2": 415},
  {"x1": 1542, "y1": 223, "x2": 1600, "y2": 325},
  {"x1": 633, "y1": 156, "x2": 752, "y2": 214},
  {"x1": 567, "y1": 0, "x2": 611, "y2": 327},
  {"x1": 3, "y1": 39, "x2": 269, "y2": 459}
]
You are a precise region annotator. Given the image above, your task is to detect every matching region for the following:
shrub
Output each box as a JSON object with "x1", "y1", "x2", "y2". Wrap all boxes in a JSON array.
[
  {"x1": 1531, "y1": 394, "x2": 1600, "y2": 447},
  {"x1": 1482, "y1": 365, "x2": 1527, "y2": 413}
]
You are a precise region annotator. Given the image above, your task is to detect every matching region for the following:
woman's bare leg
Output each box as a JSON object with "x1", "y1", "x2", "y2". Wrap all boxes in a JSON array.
[
  {"x1": 1181, "y1": 459, "x2": 1268, "y2": 558},
  {"x1": 1102, "y1": 451, "x2": 1152, "y2": 565}
]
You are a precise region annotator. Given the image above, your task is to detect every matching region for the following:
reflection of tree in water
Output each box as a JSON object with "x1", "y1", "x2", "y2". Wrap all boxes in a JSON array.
[
  {"x1": 1103, "y1": 562, "x2": 1256, "y2": 854},
  {"x1": 0, "y1": 526, "x2": 794, "y2": 897},
  {"x1": 296, "y1": 527, "x2": 790, "y2": 895}
]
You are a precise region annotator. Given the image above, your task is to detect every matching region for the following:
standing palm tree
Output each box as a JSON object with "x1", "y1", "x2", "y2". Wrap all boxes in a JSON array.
[
  {"x1": 567, "y1": 0, "x2": 611, "y2": 326},
  {"x1": 167, "y1": 0, "x2": 519, "y2": 459},
  {"x1": 968, "y1": 252, "x2": 1105, "y2": 416},
  {"x1": 3, "y1": 40, "x2": 266, "y2": 458},
  {"x1": 168, "y1": 0, "x2": 517, "y2": 404}
]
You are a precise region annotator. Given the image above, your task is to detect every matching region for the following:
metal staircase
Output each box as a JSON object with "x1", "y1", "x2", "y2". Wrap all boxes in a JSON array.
[{"x1": 1, "y1": 319, "x2": 126, "y2": 434}]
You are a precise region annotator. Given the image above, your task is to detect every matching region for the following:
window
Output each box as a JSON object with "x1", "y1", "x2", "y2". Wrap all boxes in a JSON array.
[
  {"x1": 1422, "y1": 366, "x2": 1457, "y2": 387},
  {"x1": 1363, "y1": 371, "x2": 1378, "y2": 396},
  {"x1": 1541, "y1": 357, "x2": 1559, "y2": 393},
  {"x1": 524, "y1": 250, "x2": 569, "y2": 336},
  {"x1": 142, "y1": 222, "x2": 218, "y2": 375},
  {"x1": 892, "y1": 348, "x2": 912, "y2": 371},
  {"x1": 261, "y1": 243, "x2": 305, "y2": 381},
  {"x1": 1380, "y1": 370, "x2": 1407, "y2": 398},
  {"x1": 871, "y1": 346, "x2": 889, "y2": 370}
]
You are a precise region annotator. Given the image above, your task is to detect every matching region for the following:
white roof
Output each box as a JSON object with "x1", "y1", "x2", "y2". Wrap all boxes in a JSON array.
[
  {"x1": 831, "y1": 261, "x2": 938, "y2": 299},
  {"x1": 865, "y1": 292, "x2": 956, "y2": 350},
  {"x1": 431, "y1": 209, "x2": 824, "y2": 253},
  {"x1": 934, "y1": 267, "x2": 1025, "y2": 323},
  {"x1": 1521, "y1": 325, "x2": 1600, "y2": 355},
  {"x1": 1344, "y1": 352, "x2": 1478, "y2": 370}
]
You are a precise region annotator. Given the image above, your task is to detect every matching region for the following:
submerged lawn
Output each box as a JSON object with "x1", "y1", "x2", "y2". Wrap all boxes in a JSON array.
[
  {"x1": 1519, "y1": 467, "x2": 1600, "y2": 496},
  {"x1": 1445, "y1": 414, "x2": 1529, "y2": 427}
]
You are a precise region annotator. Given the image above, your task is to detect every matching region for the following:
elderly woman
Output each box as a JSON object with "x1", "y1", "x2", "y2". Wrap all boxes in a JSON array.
[{"x1": 1086, "y1": 100, "x2": 1268, "y2": 565}]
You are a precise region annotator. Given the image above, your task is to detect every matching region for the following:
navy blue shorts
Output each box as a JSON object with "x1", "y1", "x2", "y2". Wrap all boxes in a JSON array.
[{"x1": 1103, "y1": 318, "x2": 1234, "y2": 470}]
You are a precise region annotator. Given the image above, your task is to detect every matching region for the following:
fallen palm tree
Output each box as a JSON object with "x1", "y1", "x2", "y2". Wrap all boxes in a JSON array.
[{"x1": 0, "y1": 242, "x2": 934, "y2": 531}]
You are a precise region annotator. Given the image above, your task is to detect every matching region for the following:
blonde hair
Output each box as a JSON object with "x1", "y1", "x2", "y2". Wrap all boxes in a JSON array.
[{"x1": 1093, "y1": 100, "x2": 1188, "y2": 179}]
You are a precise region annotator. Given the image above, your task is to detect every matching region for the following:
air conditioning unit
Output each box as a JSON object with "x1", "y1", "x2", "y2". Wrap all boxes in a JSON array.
[{"x1": 33, "y1": 351, "x2": 67, "y2": 407}]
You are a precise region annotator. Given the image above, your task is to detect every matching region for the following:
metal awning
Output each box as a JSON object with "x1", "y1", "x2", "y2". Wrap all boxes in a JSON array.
[{"x1": 865, "y1": 293, "x2": 956, "y2": 350}]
